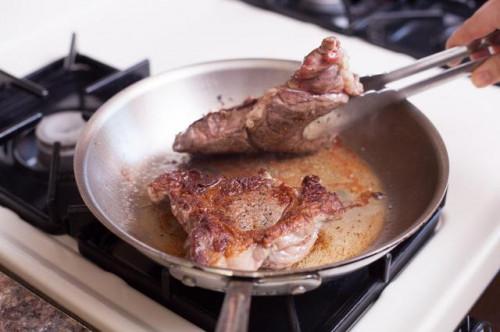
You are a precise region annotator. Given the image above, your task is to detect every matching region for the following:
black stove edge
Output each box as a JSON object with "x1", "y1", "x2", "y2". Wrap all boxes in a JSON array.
[{"x1": 0, "y1": 187, "x2": 58, "y2": 232}]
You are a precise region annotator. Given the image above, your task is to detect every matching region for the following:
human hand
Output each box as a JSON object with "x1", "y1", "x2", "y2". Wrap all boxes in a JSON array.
[{"x1": 446, "y1": 0, "x2": 500, "y2": 87}]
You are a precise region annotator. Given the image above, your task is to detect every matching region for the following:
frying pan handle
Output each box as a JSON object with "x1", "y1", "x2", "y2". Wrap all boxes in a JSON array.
[{"x1": 215, "y1": 281, "x2": 253, "y2": 332}]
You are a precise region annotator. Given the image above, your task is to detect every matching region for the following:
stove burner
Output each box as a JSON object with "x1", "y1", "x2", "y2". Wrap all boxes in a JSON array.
[
  {"x1": 36, "y1": 111, "x2": 85, "y2": 147},
  {"x1": 36, "y1": 111, "x2": 86, "y2": 171},
  {"x1": 35, "y1": 111, "x2": 85, "y2": 171},
  {"x1": 13, "y1": 111, "x2": 86, "y2": 172}
]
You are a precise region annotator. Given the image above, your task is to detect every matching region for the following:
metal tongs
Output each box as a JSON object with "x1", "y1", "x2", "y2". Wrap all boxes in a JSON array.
[{"x1": 304, "y1": 29, "x2": 500, "y2": 140}]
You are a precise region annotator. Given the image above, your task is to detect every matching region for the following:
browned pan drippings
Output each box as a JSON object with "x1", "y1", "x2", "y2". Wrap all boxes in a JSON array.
[{"x1": 125, "y1": 140, "x2": 386, "y2": 269}]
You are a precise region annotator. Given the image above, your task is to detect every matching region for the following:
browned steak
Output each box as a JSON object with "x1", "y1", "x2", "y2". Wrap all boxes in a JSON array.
[
  {"x1": 173, "y1": 36, "x2": 363, "y2": 154},
  {"x1": 148, "y1": 170, "x2": 345, "y2": 270}
]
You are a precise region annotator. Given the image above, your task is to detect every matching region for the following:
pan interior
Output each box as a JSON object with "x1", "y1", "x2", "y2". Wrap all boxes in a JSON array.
[
  {"x1": 76, "y1": 59, "x2": 447, "y2": 276},
  {"x1": 122, "y1": 141, "x2": 386, "y2": 269}
]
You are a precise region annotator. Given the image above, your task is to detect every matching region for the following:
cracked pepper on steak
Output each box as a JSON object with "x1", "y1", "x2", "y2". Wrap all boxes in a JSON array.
[{"x1": 148, "y1": 169, "x2": 346, "y2": 270}]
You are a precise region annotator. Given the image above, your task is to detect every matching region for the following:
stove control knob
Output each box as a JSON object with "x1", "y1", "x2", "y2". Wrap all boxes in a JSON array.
[{"x1": 182, "y1": 276, "x2": 197, "y2": 287}]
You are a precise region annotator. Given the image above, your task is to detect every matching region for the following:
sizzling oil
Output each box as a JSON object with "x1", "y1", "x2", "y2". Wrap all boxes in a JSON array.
[{"x1": 124, "y1": 141, "x2": 385, "y2": 269}]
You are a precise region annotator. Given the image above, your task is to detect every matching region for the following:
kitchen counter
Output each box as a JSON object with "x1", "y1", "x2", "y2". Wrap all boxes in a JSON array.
[{"x1": 0, "y1": 271, "x2": 90, "y2": 331}]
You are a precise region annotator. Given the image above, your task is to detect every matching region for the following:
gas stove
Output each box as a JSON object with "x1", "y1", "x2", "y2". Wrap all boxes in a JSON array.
[{"x1": 0, "y1": 34, "x2": 448, "y2": 332}]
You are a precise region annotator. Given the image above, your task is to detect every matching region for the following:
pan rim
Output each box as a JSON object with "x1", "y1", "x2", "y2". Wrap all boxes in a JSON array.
[{"x1": 74, "y1": 58, "x2": 449, "y2": 279}]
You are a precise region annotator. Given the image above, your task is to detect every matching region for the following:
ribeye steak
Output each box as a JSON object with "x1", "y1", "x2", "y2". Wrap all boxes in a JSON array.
[
  {"x1": 173, "y1": 36, "x2": 363, "y2": 154},
  {"x1": 148, "y1": 169, "x2": 345, "y2": 270}
]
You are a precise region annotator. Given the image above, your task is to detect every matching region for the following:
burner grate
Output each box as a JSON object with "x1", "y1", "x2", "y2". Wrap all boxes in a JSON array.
[
  {"x1": 0, "y1": 34, "x2": 150, "y2": 144},
  {"x1": 0, "y1": 34, "x2": 150, "y2": 233}
]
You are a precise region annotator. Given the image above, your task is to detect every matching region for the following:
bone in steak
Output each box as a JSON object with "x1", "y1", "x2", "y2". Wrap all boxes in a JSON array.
[
  {"x1": 173, "y1": 37, "x2": 363, "y2": 154},
  {"x1": 148, "y1": 169, "x2": 345, "y2": 270}
]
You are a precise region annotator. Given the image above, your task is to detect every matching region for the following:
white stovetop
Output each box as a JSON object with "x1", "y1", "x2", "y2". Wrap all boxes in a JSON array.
[{"x1": 0, "y1": 1, "x2": 499, "y2": 331}]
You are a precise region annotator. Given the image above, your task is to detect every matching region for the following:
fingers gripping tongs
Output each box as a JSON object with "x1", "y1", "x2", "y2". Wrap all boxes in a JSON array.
[{"x1": 304, "y1": 29, "x2": 500, "y2": 140}]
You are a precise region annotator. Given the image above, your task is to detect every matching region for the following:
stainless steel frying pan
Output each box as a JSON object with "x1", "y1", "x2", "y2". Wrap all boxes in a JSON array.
[
  {"x1": 74, "y1": 30, "x2": 500, "y2": 331},
  {"x1": 74, "y1": 58, "x2": 449, "y2": 331}
]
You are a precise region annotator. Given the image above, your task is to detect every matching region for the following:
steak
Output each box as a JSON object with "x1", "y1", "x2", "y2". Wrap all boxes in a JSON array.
[
  {"x1": 173, "y1": 36, "x2": 363, "y2": 154},
  {"x1": 148, "y1": 169, "x2": 345, "y2": 270}
]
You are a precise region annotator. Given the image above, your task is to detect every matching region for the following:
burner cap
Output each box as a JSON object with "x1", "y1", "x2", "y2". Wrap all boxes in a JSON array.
[
  {"x1": 34, "y1": 111, "x2": 86, "y2": 171},
  {"x1": 36, "y1": 111, "x2": 86, "y2": 149},
  {"x1": 13, "y1": 111, "x2": 87, "y2": 172}
]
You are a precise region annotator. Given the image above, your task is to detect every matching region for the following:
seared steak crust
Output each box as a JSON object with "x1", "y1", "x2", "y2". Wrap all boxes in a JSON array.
[{"x1": 148, "y1": 170, "x2": 345, "y2": 270}]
